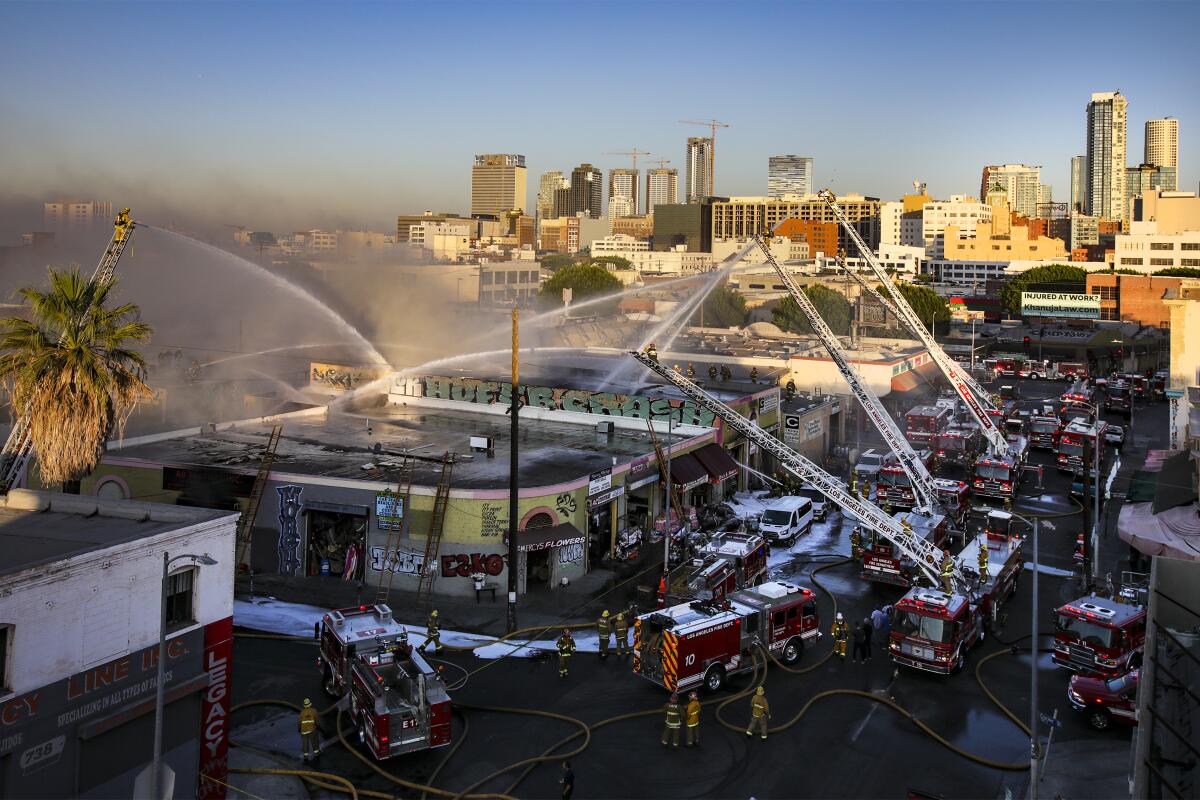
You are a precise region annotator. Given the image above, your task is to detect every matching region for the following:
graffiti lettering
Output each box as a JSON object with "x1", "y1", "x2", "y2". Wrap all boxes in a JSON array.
[
  {"x1": 556, "y1": 492, "x2": 576, "y2": 517},
  {"x1": 558, "y1": 542, "x2": 584, "y2": 565},
  {"x1": 310, "y1": 362, "x2": 385, "y2": 392},
  {"x1": 369, "y1": 546, "x2": 426, "y2": 576},
  {"x1": 276, "y1": 485, "x2": 303, "y2": 576},
  {"x1": 440, "y1": 553, "x2": 506, "y2": 578}
]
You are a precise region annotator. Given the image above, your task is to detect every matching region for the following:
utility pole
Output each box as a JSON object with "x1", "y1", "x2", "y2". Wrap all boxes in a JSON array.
[{"x1": 507, "y1": 308, "x2": 520, "y2": 633}]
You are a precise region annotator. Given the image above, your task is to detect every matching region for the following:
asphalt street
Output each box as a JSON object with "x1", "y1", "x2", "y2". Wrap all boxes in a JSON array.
[{"x1": 230, "y1": 377, "x2": 1164, "y2": 799}]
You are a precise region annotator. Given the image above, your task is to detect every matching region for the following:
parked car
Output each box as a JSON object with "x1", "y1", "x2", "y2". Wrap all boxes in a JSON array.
[
  {"x1": 1104, "y1": 424, "x2": 1126, "y2": 450},
  {"x1": 1068, "y1": 669, "x2": 1139, "y2": 731}
]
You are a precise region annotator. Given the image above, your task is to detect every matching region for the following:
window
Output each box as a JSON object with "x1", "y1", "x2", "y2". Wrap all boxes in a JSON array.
[
  {"x1": 1150, "y1": 258, "x2": 1173, "y2": 266},
  {"x1": 481, "y1": 271, "x2": 493, "y2": 285},
  {"x1": 165, "y1": 568, "x2": 196, "y2": 630},
  {"x1": 773, "y1": 611, "x2": 785, "y2": 627},
  {"x1": 1150, "y1": 242, "x2": 1174, "y2": 250},
  {"x1": 1120, "y1": 258, "x2": 1143, "y2": 265},
  {"x1": 506, "y1": 271, "x2": 518, "y2": 284},
  {"x1": 0, "y1": 624, "x2": 10, "y2": 691},
  {"x1": 1182, "y1": 242, "x2": 1200, "y2": 251},
  {"x1": 1182, "y1": 259, "x2": 1200, "y2": 267},
  {"x1": 1101, "y1": 307, "x2": 1119, "y2": 320},
  {"x1": 786, "y1": 606, "x2": 798, "y2": 621}
]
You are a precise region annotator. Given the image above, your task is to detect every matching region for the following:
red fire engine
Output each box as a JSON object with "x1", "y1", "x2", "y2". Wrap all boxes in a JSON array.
[
  {"x1": 874, "y1": 470, "x2": 968, "y2": 526},
  {"x1": 658, "y1": 530, "x2": 768, "y2": 607},
  {"x1": 1027, "y1": 413, "x2": 1062, "y2": 450},
  {"x1": 861, "y1": 512, "x2": 947, "y2": 587},
  {"x1": 1053, "y1": 595, "x2": 1146, "y2": 677},
  {"x1": 634, "y1": 580, "x2": 821, "y2": 693},
  {"x1": 1057, "y1": 362, "x2": 1089, "y2": 382},
  {"x1": 972, "y1": 453, "x2": 1021, "y2": 501},
  {"x1": 934, "y1": 424, "x2": 984, "y2": 471},
  {"x1": 316, "y1": 605, "x2": 452, "y2": 759},
  {"x1": 904, "y1": 404, "x2": 953, "y2": 445},
  {"x1": 1056, "y1": 419, "x2": 1108, "y2": 475}
]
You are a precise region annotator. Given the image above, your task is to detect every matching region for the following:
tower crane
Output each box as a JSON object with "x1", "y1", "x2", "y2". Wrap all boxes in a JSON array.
[
  {"x1": 816, "y1": 189, "x2": 1016, "y2": 460},
  {"x1": 678, "y1": 118, "x2": 730, "y2": 197},
  {"x1": 603, "y1": 148, "x2": 653, "y2": 172},
  {"x1": 629, "y1": 352, "x2": 970, "y2": 592},
  {"x1": 0, "y1": 209, "x2": 135, "y2": 492},
  {"x1": 750, "y1": 235, "x2": 965, "y2": 519}
]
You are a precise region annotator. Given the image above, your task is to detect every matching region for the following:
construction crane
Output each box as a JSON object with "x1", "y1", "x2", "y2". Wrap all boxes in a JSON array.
[
  {"x1": 679, "y1": 118, "x2": 730, "y2": 197},
  {"x1": 604, "y1": 148, "x2": 653, "y2": 172},
  {"x1": 750, "y1": 235, "x2": 943, "y2": 515},
  {"x1": 647, "y1": 159, "x2": 672, "y2": 169},
  {"x1": 630, "y1": 352, "x2": 968, "y2": 591},
  {"x1": 816, "y1": 189, "x2": 1013, "y2": 459},
  {"x1": 0, "y1": 208, "x2": 135, "y2": 492}
]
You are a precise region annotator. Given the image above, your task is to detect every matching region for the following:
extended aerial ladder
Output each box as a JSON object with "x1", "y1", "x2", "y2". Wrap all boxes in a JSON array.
[
  {"x1": 630, "y1": 352, "x2": 969, "y2": 591},
  {"x1": 751, "y1": 235, "x2": 941, "y2": 515},
  {"x1": 234, "y1": 424, "x2": 284, "y2": 571},
  {"x1": 816, "y1": 190, "x2": 1013, "y2": 459},
  {"x1": 0, "y1": 209, "x2": 136, "y2": 492}
]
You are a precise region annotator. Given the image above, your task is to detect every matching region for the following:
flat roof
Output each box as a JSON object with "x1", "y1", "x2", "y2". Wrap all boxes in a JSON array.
[
  {"x1": 0, "y1": 490, "x2": 231, "y2": 579},
  {"x1": 105, "y1": 404, "x2": 692, "y2": 491}
]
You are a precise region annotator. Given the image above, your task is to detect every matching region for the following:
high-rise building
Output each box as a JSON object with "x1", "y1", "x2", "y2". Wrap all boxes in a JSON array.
[
  {"x1": 1145, "y1": 118, "x2": 1179, "y2": 189},
  {"x1": 43, "y1": 200, "x2": 113, "y2": 228},
  {"x1": 608, "y1": 168, "x2": 638, "y2": 217},
  {"x1": 1086, "y1": 91, "x2": 1128, "y2": 221},
  {"x1": 1126, "y1": 164, "x2": 1178, "y2": 209},
  {"x1": 708, "y1": 194, "x2": 881, "y2": 257},
  {"x1": 1070, "y1": 155, "x2": 1089, "y2": 214},
  {"x1": 554, "y1": 164, "x2": 603, "y2": 219},
  {"x1": 979, "y1": 164, "x2": 1042, "y2": 218},
  {"x1": 537, "y1": 171, "x2": 567, "y2": 220},
  {"x1": 646, "y1": 168, "x2": 679, "y2": 213},
  {"x1": 686, "y1": 137, "x2": 712, "y2": 204},
  {"x1": 768, "y1": 156, "x2": 814, "y2": 198},
  {"x1": 471, "y1": 154, "x2": 527, "y2": 218}
]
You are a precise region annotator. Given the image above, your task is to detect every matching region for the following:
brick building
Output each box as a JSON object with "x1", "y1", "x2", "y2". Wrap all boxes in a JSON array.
[
  {"x1": 773, "y1": 219, "x2": 839, "y2": 258},
  {"x1": 1085, "y1": 273, "x2": 1200, "y2": 326}
]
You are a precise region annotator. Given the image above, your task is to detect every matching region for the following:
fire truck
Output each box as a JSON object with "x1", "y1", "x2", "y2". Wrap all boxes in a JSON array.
[
  {"x1": 658, "y1": 531, "x2": 769, "y2": 607},
  {"x1": 1103, "y1": 379, "x2": 1133, "y2": 417},
  {"x1": 1056, "y1": 419, "x2": 1108, "y2": 475},
  {"x1": 1057, "y1": 362, "x2": 1089, "y2": 382},
  {"x1": 1027, "y1": 413, "x2": 1062, "y2": 450},
  {"x1": 934, "y1": 424, "x2": 984, "y2": 471},
  {"x1": 634, "y1": 580, "x2": 822, "y2": 693},
  {"x1": 876, "y1": 467, "x2": 969, "y2": 524},
  {"x1": 972, "y1": 436, "x2": 1027, "y2": 501},
  {"x1": 1017, "y1": 358, "x2": 1052, "y2": 379},
  {"x1": 905, "y1": 404, "x2": 953, "y2": 445},
  {"x1": 861, "y1": 512, "x2": 947, "y2": 587},
  {"x1": 1053, "y1": 595, "x2": 1146, "y2": 677},
  {"x1": 316, "y1": 605, "x2": 452, "y2": 759},
  {"x1": 889, "y1": 513, "x2": 1023, "y2": 674}
]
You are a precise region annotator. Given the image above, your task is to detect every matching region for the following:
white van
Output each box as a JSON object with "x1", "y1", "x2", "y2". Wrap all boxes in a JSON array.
[{"x1": 758, "y1": 496, "x2": 814, "y2": 545}]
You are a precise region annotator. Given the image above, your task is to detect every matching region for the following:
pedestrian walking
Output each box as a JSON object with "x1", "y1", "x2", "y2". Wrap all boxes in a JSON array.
[
  {"x1": 861, "y1": 617, "x2": 874, "y2": 661},
  {"x1": 851, "y1": 620, "x2": 868, "y2": 663},
  {"x1": 560, "y1": 760, "x2": 575, "y2": 799},
  {"x1": 614, "y1": 612, "x2": 630, "y2": 658},
  {"x1": 298, "y1": 698, "x2": 319, "y2": 762},
  {"x1": 870, "y1": 606, "x2": 886, "y2": 645},
  {"x1": 685, "y1": 691, "x2": 701, "y2": 747},
  {"x1": 556, "y1": 629, "x2": 577, "y2": 678},
  {"x1": 745, "y1": 686, "x2": 771, "y2": 740},
  {"x1": 661, "y1": 692, "x2": 683, "y2": 748},
  {"x1": 597, "y1": 610, "x2": 612, "y2": 660}
]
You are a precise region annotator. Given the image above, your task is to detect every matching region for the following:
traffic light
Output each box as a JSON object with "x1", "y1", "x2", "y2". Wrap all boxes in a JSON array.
[
  {"x1": 1116, "y1": 347, "x2": 1124, "y2": 358},
  {"x1": 1023, "y1": 336, "x2": 1031, "y2": 352}
]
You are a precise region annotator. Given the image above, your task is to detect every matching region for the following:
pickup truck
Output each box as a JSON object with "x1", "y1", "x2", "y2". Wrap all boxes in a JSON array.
[{"x1": 1068, "y1": 669, "x2": 1139, "y2": 731}]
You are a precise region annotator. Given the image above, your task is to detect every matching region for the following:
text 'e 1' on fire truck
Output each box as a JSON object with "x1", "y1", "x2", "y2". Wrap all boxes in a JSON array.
[
  {"x1": 316, "y1": 604, "x2": 451, "y2": 759},
  {"x1": 1053, "y1": 595, "x2": 1146, "y2": 677},
  {"x1": 635, "y1": 580, "x2": 821, "y2": 693}
]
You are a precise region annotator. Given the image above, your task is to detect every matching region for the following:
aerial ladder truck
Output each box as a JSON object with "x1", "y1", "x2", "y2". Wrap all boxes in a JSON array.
[
  {"x1": 628, "y1": 353, "x2": 1023, "y2": 675},
  {"x1": 0, "y1": 208, "x2": 135, "y2": 492}
]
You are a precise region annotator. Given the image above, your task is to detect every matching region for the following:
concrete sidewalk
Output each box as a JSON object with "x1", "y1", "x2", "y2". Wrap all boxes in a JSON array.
[
  {"x1": 227, "y1": 747, "x2": 309, "y2": 800},
  {"x1": 1024, "y1": 737, "x2": 1130, "y2": 799}
]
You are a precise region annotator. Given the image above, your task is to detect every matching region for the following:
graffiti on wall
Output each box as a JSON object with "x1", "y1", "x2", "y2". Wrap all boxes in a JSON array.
[
  {"x1": 441, "y1": 552, "x2": 506, "y2": 578},
  {"x1": 480, "y1": 503, "x2": 507, "y2": 538},
  {"x1": 558, "y1": 542, "x2": 584, "y2": 565},
  {"x1": 276, "y1": 485, "x2": 303, "y2": 576},
  {"x1": 412, "y1": 376, "x2": 718, "y2": 427},
  {"x1": 309, "y1": 362, "x2": 386, "y2": 392},
  {"x1": 555, "y1": 492, "x2": 576, "y2": 517},
  {"x1": 369, "y1": 546, "x2": 427, "y2": 576}
]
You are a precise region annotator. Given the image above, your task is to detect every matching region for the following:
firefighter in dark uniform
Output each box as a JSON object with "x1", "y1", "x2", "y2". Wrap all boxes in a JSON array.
[
  {"x1": 299, "y1": 698, "x2": 319, "y2": 761},
  {"x1": 685, "y1": 691, "x2": 701, "y2": 747},
  {"x1": 661, "y1": 692, "x2": 683, "y2": 748},
  {"x1": 977, "y1": 540, "x2": 990, "y2": 582},
  {"x1": 614, "y1": 612, "x2": 629, "y2": 658},
  {"x1": 708, "y1": 364, "x2": 718, "y2": 381},
  {"x1": 596, "y1": 610, "x2": 612, "y2": 660},
  {"x1": 556, "y1": 629, "x2": 577, "y2": 678},
  {"x1": 686, "y1": 363, "x2": 695, "y2": 380},
  {"x1": 720, "y1": 365, "x2": 732, "y2": 382},
  {"x1": 421, "y1": 609, "x2": 441, "y2": 654},
  {"x1": 832, "y1": 612, "x2": 850, "y2": 659},
  {"x1": 849, "y1": 527, "x2": 863, "y2": 559},
  {"x1": 746, "y1": 686, "x2": 771, "y2": 739},
  {"x1": 749, "y1": 366, "x2": 759, "y2": 383},
  {"x1": 646, "y1": 343, "x2": 658, "y2": 363},
  {"x1": 939, "y1": 551, "x2": 955, "y2": 594}
]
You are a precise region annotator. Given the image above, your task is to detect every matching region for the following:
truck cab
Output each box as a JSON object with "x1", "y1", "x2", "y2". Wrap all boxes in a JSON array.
[
  {"x1": 889, "y1": 589, "x2": 982, "y2": 674},
  {"x1": 1053, "y1": 595, "x2": 1146, "y2": 677},
  {"x1": 1056, "y1": 418, "x2": 1108, "y2": 476},
  {"x1": 972, "y1": 454, "x2": 1021, "y2": 501},
  {"x1": 905, "y1": 404, "x2": 952, "y2": 445},
  {"x1": 1104, "y1": 380, "x2": 1133, "y2": 417},
  {"x1": 1018, "y1": 358, "x2": 1051, "y2": 379},
  {"x1": 1028, "y1": 413, "x2": 1062, "y2": 450},
  {"x1": 796, "y1": 483, "x2": 828, "y2": 521},
  {"x1": 934, "y1": 424, "x2": 984, "y2": 471},
  {"x1": 698, "y1": 530, "x2": 769, "y2": 585},
  {"x1": 1068, "y1": 669, "x2": 1139, "y2": 731},
  {"x1": 756, "y1": 496, "x2": 813, "y2": 545}
]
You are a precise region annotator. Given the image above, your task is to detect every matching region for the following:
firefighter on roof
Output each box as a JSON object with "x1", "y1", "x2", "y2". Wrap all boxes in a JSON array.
[
  {"x1": 746, "y1": 686, "x2": 770, "y2": 740},
  {"x1": 299, "y1": 698, "x2": 319, "y2": 761},
  {"x1": 686, "y1": 363, "x2": 695, "y2": 380},
  {"x1": 421, "y1": 610, "x2": 442, "y2": 653},
  {"x1": 597, "y1": 610, "x2": 612, "y2": 660},
  {"x1": 832, "y1": 612, "x2": 850, "y2": 659},
  {"x1": 661, "y1": 692, "x2": 683, "y2": 748},
  {"x1": 708, "y1": 364, "x2": 718, "y2": 381},
  {"x1": 939, "y1": 551, "x2": 955, "y2": 594},
  {"x1": 556, "y1": 628, "x2": 577, "y2": 678},
  {"x1": 686, "y1": 691, "x2": 702, "y2": 747},
  {"x1": 614, "y1": 611, "x2": 629, "y2": 658},
  {"x1": 750, "y1": 366, "x2": 759, "y2": 384}
]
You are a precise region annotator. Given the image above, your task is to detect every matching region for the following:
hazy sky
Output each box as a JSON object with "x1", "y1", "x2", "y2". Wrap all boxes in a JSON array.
[{"x1": 2, "y1": 0, "x2": 1197, "y2": 232}]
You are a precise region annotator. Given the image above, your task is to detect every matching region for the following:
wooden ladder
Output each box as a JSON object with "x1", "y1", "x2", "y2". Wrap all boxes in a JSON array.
[
  {"x1": 645, "y1": 418, "x2": 683, "y2": 525},
  {"x1": 235, "y1": 425, "x2": 284, "y2": 572},
  {"x1": 415, "y1": 453, "x2": 455, "y2": 612},
  {"x1": 375, "y1": 456, "x2": 414, "y2": 605}
]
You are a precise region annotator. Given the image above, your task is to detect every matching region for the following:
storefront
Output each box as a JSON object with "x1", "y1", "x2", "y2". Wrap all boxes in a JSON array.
[
  {"x1": 506, "y1": 522, "x2": 588, "y2": 591},
  {"x1": 693, "y1": 443, "x2": 740, "y2": 503},
  {"x1": 585, "y1": 467, "x2": 625, "y2": 566},
  {"x1": 624, "y1": 455, "x2": 660, "y2": 532},
  {"x1": 668, "y1": 453, "x2": 710, "y2": 511},
  {"x1": 302, "y1": 500, "x2": 368, "y2": 580}
]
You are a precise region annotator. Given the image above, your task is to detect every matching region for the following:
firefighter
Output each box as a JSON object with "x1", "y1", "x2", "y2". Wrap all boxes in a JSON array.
[
  {"x1": 977, "y1": 540, "x2": 990, "y2": 582},
  {"x1": 614, "y1": 611, "x2": 630, "y2": 658},
  {"x1": 686, "y1": 363, "x2": 696, "y2": 380},
  {"x1": 749, "y1": 366, "x2": 759, "y2": 384},
  {"x1": 849, "y1": 527, "x2": 863, "y2": 560},
  {"x1": 685, "y1": 691, "x2": 701, "y2": 747},
  {"x1": 745, "y1": 686, "x2": 770, "y2": 740},
  {"x1": 661, "y1": 692, "x2": 683, "y2": 748},
  {"x1": 421, "y1": 610, "x2": 442, "y2": 654},
  {"x1": 299, "y1": 698, "x2": 319, "y2": 761},
  {"x1": 831, "y1": 612, "x2": 850, "y2": 659},
  {"x1": 708, "y1": 364, "x2": 718, "y2": 381},
  {"x1": 939, "y1": 550, "x2": 955, "y2": 594},
  {"x1": 646, "y1": 343, "x2": 659, "y2": 363},
  {"x1": 556, "y1": 628, "x2": 577, "y2": 678},
  {"x1": 720, "y1": 365, "x2": 731, "y2": 382},
  {"x1": 113, "y1": 207, "x2": 132, "y2": 242},
  {"x1": 597, "y1": 610, "x2": 612, "y2": 660}
]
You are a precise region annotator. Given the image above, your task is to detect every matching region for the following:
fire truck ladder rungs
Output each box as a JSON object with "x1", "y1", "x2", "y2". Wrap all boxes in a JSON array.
[
  {"x1": 629, "y1": 351, "x2": 968, "y2": 591},
  {"x1": 752, "y1": 236, "x2": 938, "y2": 515},
  {"x1": 235, "y1": 424, "x2": 284, "y2": 571},
  {"x1": 415, "y1": 453, "x2": 455, "y2": 611},
  {"x1": 816, "y1": 190, "x2": 1011, "y2": 459},
  {"x1": 645, "y1": 417, "x2": 685, "y2": 526},
  {"x1": 0, "y1": 219, "x2": 136, "y2": 494},
  {"x1": 375, "y1": 456, "x2": 415, "y2": 605}
]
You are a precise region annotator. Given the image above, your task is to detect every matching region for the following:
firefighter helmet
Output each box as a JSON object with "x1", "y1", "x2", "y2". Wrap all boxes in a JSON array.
[
  {"x1": 755, "y1": 686, "x2": 765, "y2": 696},
  {"x1": 431, "y1": 609, "x2": 439, "y2": 617},
  {"x1": 689, "y1": 691, "x2": 698, "y2": 701},
  {"x1": 836, "y1": 612, "x2": 843, "y2": 621},
  {"x1": 602, "y1": 609, "x2": 609, "y2": 617},
  {"x1": 303, "y1": 698, "x2": 312, "y2": 708},
  {"x1": 616, "y1": 612, "x2": 624, "y2": 620},
  {"x1": 670, "y1": 692, "x2": 679, "y2": 702}
]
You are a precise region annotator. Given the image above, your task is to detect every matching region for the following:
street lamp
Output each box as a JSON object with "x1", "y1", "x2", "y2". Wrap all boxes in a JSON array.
[{"x1": 152, "y1": 552, "x2": 217, "y2": 800}]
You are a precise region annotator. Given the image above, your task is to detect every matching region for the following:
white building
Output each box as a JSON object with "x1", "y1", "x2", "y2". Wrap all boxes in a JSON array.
[
  {"x1": 616, "y1": 246, "x2": 713, "y2": 274},
  {"x1": 538, "y1": 171, "x2": 568, "y2": 219},
  {"x1": 932, "y1": 259, "x2": 1012, "y2": 286},
  {"x1": 591, "y1": 234, "x2": 651, "y2": 255},
  {"x1": 880, "y1": 201, "x2": 903, "y2": 247},
  {"x1": 1145, "y1": 118, "x2": 1179, "y2": 181},
  {"x1": 609, "y1": 168, "x2": 638, "y2": 217},
  {"x1": 646, "y1": 168, "x2": 679, "y2": 212},
  {"x1": 0, "y1": 490, "x2": 237, "y2": 799},
  {"x1": 768, "y1": 155, "x2": 814, "y2": 198},
  {"x1": 410, "y1": 222, "x2": 471, "y2": 261},
  {"x1": 43, "y1": 200, "x2": 113, "y2": 228},
  {"x1": 306, "y1": 229, "x2": 339, "y2": 252},
  {"x1": 712, "y1": 236, "x2": 809, "y2": 264},
  {"x1": 922, "y1": 196, "x2": 992, "y2": 258},
  {"x1": 982, "y1": 164, "x2": 1042, "y2": 218},
  {"x1": 686, "y1": 137, "x2": 712, "y2": 203},
  {"x1": 1115, "y1": 233, "x2": 1200, "y2": 272}
]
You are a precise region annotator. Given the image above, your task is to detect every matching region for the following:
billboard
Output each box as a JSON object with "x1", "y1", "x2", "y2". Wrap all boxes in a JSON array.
[{"x1": 1020, "y1": 291, "x2": 1100, "y2": 319}]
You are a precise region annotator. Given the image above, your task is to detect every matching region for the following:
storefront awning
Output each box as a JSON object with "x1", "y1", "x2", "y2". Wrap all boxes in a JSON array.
[
  {"x1": 505, "y1": 522, "x2": 586, "y2": 553},
  {"x1": 669, "y1": 453, "x2": 710, "y2": 492},
  {"x1": 694, "y1": 443, "x2": 739, "y2": 484}
]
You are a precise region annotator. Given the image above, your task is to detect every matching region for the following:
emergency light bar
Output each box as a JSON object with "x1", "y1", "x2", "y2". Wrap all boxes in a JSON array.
[{"x1": 1077, "y1": 602, "x2": 1116, "y2": 617}]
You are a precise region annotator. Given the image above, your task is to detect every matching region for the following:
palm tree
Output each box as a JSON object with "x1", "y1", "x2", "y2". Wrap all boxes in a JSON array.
[{"x1": 0, "y1": 267, "x2": 153, "y2": 490}]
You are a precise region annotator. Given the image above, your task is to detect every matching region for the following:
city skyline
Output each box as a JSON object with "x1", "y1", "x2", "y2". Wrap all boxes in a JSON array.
[{"x1": 1, "y1": 0, "x2": 1197, "y2": 232}]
